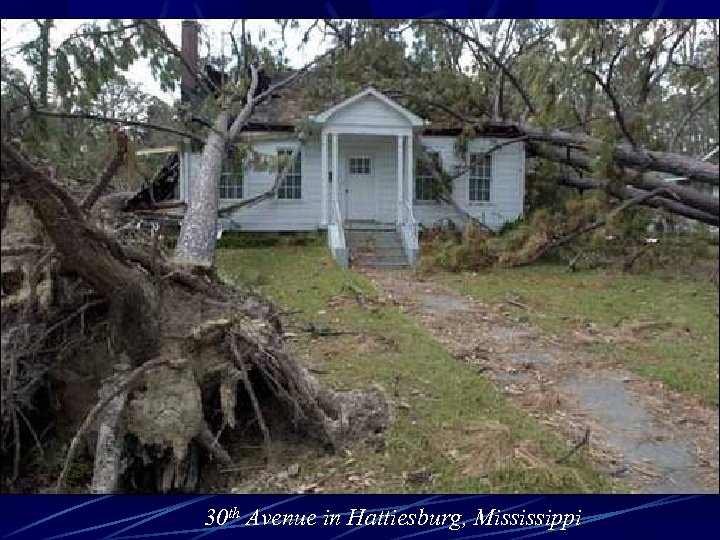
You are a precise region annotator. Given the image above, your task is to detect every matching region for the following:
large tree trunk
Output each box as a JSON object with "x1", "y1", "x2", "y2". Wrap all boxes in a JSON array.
[
  {"x1": 556, "y1": 174, "x2": 719, "y2": 226},
  {"x1": 1, "y1": 141, "x2": 159, "y2": 365},
  {"x1": 171, "y1": 53, "x2": 326, "y2": 268},
  {"x1": 529, "y1": 141, "x2": 720, "y2": 225},
  {"x1": 493, "y1": 121, "x2": 719, "y2": 184},
  {"x1": 173, "y1": 112, "x2": 229, "y2": 267},
  {"x1": 172, "y1": 64, "x2": 261, "y2": 268},
  {"x1": 37, "y1": 19, "x2": 52, "y2": 110}
]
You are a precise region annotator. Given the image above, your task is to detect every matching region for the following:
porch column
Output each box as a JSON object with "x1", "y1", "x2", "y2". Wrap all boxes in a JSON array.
[
  {"x1": 405, "y1": 133, "x2": 413, "y2": 211},
  {"x1": 331, "y1": 132, "x2": 339, "y2": 218},
  {"x1": 396, "y1": 134, "x2": 403, "y2": 224},
  {"x1": 320, "y1": 130, "x2": 328, "y2": 226}
]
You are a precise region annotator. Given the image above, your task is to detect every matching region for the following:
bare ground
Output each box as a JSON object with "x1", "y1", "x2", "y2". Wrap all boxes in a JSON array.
[{"x1": 361, "y1": 268, "x2": 719, "y2": 493}]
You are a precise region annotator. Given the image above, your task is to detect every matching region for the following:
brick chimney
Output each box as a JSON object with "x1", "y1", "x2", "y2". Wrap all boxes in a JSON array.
[{"x1": 180, "y1": 20, "x2": 200, "y2": 104}]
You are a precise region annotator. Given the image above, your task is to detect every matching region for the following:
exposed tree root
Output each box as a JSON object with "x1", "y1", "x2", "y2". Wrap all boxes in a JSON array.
[
  {"x1": 2, "y1": 141, "x2": 391, "y2": 493},
  {"x1": 229, "y1": 334, "x2": 273, "y2": 462},
  {"x1": 56, "y1": 357, "x2": 169, "y2": 492}
]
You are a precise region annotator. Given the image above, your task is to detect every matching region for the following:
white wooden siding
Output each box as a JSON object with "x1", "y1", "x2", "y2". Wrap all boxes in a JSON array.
[
  {"x1": 184, "y1": 138, "x2": 321, "y2": 231},
  {"x1": 413, "y1": 136, "x2": 465, "y2": 227},
  {"x1": 415, "y1": 136, "x2": 525, "y2": 230},
  {"x1": 325, "y1": 95, "x2": 412, "y2": 129},
  {"x1": 180, "y1": 134, "x2": 525, "y2": 232}
]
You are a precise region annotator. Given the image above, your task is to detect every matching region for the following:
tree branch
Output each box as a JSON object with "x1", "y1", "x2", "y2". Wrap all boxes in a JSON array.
[
  {"x1": 514, "y1": 187, "x2": 677, "y2": 267},
  {"x1": 584, "y1": 68, "x2": 637, "y2": 148},
  {"x1": 669, "y1": 90, "x2": 720, "y2": 152},
  {"x1": 228, "y1": 48, "x2": 334, "y2": 141},
  {"x1": 80, "y1": 127, "x2": 129, "y2": 212},
  {"x1": 218, "y1": 145, "x2": 301, "y2": 215},
  {"x1": 32, "y1": 110, "x2": 205, "y2": 144},
  {"x1": 423, "y1": 20, "x2": 537, "y2": 115}
]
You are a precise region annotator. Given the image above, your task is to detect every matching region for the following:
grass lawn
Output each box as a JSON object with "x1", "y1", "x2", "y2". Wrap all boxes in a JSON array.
[
  {"x1": 217, "y1": 246, "x2": 611, "y2": 493},
  {"x1": 436, "y1": 264, "x2": 719, "y2": 405}
]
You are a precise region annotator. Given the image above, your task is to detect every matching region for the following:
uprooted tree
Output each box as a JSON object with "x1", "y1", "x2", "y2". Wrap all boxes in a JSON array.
[{"x1": 1, "y1": 19, "x2": 388, "y2": 493}]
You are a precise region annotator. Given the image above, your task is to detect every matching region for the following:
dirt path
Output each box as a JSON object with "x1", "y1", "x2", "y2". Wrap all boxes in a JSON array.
[{"x1": 361, "y1": 269, "x2": 719, "y2": 493}]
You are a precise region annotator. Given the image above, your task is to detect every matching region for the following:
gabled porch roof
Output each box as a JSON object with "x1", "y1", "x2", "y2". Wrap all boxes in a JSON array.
[{"x1": 309, "y1": 86, "x2": 428, "y2": 128}]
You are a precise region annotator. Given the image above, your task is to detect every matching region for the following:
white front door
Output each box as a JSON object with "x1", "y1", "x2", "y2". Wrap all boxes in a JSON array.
[{"x1": 345, "y1": 156, "x2": 375, "y2": 220}]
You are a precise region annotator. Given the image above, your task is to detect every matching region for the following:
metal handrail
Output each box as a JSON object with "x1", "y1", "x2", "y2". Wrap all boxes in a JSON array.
[
  {"x1": 399, "y1": 200, "x2": 418, "y2": 247},
  {"x1": 398, "y1": 200, "x2": 419, "y2": 266},
  {"x1": 331, "y1": 197, "x2": 346, "y2": 248},
  {"x1": 327, "y1": 192, "x2": 347, "y2": 267}
]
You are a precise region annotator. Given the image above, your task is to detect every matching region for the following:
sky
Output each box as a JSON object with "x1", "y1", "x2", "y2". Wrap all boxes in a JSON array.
[{"x1": 1, "y1": 19, "x2": 329, "y2": 103}]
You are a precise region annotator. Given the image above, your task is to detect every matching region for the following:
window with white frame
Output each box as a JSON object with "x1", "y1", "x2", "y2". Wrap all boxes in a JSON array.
[
  {"x1": 348, "y1": 156, "x2": 371, "y2": 175},
  {"x1": 219, "y1": 153, "x2": 243, "y2": 200},
  {"x1": 277, "y1": 148, "x2": 302, "y2": 199},
  {"x1": 415, "y1": 150, "x2": 441, "y2": 202},
  {"x1": 469, "y1": 153, "x2": 492, "y2": 202}
]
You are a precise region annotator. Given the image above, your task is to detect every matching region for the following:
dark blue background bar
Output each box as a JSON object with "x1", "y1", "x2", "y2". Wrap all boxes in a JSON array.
[
  {"x1": 0, "y1": 494, "x2": 717, "y2": 539},
  {"x1": 1, "y1": 0, "x2": 719, "y2": 17}
]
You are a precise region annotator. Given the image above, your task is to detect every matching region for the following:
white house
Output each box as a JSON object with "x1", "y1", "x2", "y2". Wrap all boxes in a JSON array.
[{"x1": 178, "y1": 87, "x2": 526, "y2": 268}]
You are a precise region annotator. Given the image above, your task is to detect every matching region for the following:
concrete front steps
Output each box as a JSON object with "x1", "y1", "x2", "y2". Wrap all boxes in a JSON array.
[{"x1": 346, "y1": 225, "x2": 410, "y2": 269}]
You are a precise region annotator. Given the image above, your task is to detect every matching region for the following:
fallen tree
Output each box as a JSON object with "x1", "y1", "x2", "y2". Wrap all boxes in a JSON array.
[
  {"x1": 507, "y1": 121, "x2": 719, "y2": 184},
  {"x1": 405, "y1": 91, "x2": 718, "y2": 228},
  {"x1": 1, "y1": 140, "x2": 389, "y2": 493},
  {"x1": 528, "y1": 141, "x2": 719, "y2": 226},
  {"x1": 556, "y1": 174, "x2": 719, "y2": 226}
]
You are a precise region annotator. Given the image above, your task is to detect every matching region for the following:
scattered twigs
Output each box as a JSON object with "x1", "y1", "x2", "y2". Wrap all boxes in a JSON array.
[
  {"x1": 505, "y1": 299, "x2": 530, "y2": 311},
  {"x1": 56, "y1": 357, "x2": 169, "y2": 492},
  {"x1": 341, "y1": 283, "x2": 378, "y2": 311},
  {"x1": 556, "y1": 428, "x2": 591, "y2": 464},
  {"x1": 296, "y1": 323, "x2": 360, "y2": 337}
]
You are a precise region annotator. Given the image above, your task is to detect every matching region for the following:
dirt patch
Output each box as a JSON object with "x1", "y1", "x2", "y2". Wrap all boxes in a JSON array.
[{"x1": 362, "y1": 269, "x2": 719, "y2": 493}]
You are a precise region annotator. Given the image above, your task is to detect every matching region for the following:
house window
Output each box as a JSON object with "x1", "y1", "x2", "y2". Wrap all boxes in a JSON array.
[
  {"x1": 348, "y1": 156, "x2": 371, "y2": 175},
  {"x1": 416, "y1": 150, "x2": 442, "y2": 202},
  {"x1": 469, "y1": 153, "x2": 492, "y2": 202},
  {"x1": 219, "y1": 154, "x2": 243, "y2": 200},
  {"x1": 277, "y1": 148, "x2": 302, "y2": 200}
]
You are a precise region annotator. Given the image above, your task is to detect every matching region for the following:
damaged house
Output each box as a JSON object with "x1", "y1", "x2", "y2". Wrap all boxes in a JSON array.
[{"x1": 173, "y1": 22, "x2": 528, "y2": 268}]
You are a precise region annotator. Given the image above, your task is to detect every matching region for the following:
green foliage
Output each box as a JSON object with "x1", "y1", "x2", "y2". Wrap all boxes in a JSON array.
[
  {"x1": 19, "y1": 20, "x2": 178, "y2": 111},
  {"x1": 416, "y1": 193, "x2": 670, "y2": 273}
]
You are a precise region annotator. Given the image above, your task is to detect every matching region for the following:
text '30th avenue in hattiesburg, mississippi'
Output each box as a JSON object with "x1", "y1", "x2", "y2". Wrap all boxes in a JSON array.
[{"x1": 204, "y1": 506, "x2": 583, "y2": 531}]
